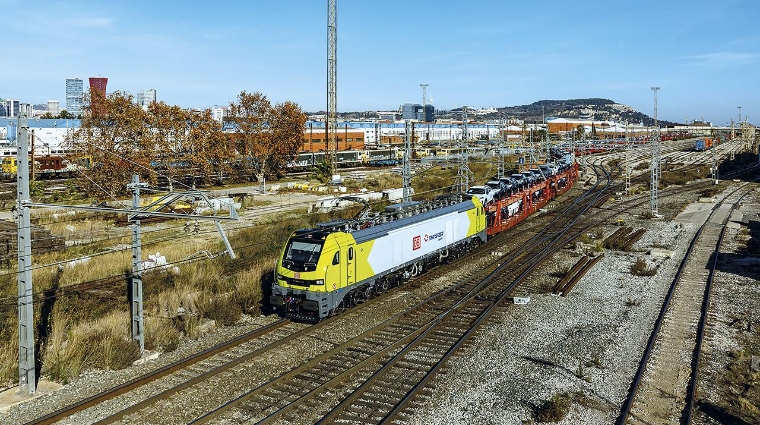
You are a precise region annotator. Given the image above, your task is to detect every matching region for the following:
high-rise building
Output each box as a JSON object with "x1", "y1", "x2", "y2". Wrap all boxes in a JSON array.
[
  {"x1": 89, "y1": 77, "x2": 108, "y2": 115},
  {"x1": 422, "y1": 104, "x2": 435, "y2": 123},
  {"x1": 47, "y1": 100, "x2": 60, "y2": 116},
  {"x1": 89, "y1": 77, "x2": 108, "y2": 95},
  {"x1": 136, "y1": 89, "x2": 156, "y2": 110},
  {"x1": 5, "y1": 99, "x2": 20, "y2": 117},
  {"x1": 65, "y1": 78, "x2": 84, "y2": 115},
  {"x1": 401, "y1": 103, "x2": 422, "y2": 120},
  {"x1": 19, "y1": 103, "x2": 32, "y2": 117}
]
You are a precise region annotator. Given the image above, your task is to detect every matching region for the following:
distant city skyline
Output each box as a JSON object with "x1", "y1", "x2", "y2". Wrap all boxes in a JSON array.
[{"x1": 1, "y1": 0, "x2": 758, "y2": 126}]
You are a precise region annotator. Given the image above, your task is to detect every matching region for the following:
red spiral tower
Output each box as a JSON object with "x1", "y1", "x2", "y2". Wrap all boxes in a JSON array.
[
  {"x1": 89, "y1": 77, "x2": 108, "y2": 115},
  {"x1": 89, "y1": 77, "x2": 108, "y2": 94}
]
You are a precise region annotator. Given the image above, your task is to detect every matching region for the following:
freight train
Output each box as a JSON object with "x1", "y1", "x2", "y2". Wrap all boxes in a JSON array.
[
  {"x1": 270, "y1": 159, "x2": 579, "y2": 320},
  {"x1": 288, "y1": 148, "x2": 403, "y2": 170},
  {"x1": 0, "y1": 155, "x2": 80, "y2": 179},
  {"x1": 694, "y1": 138, "x2": 713, "y2": 151}
]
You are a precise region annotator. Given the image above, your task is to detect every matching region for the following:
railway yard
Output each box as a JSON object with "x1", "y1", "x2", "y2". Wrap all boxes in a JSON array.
[{"x1": 1, "y1": 139, "x2": 759, "y2": 424}]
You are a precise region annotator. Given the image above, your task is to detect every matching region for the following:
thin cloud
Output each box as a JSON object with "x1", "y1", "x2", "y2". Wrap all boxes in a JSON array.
[
  {"x1": 681, "y1": 51, "x2": 759, "y2": 67},
  {"x1": 64, "y1": 17, "x2": 113, "y2": 28}
]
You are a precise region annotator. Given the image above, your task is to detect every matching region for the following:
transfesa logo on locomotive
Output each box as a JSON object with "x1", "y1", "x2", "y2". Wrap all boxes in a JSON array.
[
  {"x1": 413, "y1": 231, "x2": 444, "y2": 250},
  {"x1": 426, "y1": 231, "x2": 444, "y2": 242}
]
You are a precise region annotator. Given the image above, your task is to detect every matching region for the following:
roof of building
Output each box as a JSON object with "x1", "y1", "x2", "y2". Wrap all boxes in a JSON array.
[{"x1": 0, "y1": 118, "x2": 81, "y2": 129}]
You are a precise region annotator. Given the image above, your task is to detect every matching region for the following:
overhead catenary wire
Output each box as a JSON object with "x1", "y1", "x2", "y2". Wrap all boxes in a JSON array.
[
  {"x1": 0, "y1": 245, "x2": 236, "y2": 312},
  {"x1": 1, "y1": 162, "x2": 462, "y2": 311}
]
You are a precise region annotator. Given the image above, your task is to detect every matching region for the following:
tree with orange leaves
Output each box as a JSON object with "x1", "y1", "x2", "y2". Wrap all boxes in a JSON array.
[{"x1": 226, "y1": 91, "x2": 307, "y2": 183}]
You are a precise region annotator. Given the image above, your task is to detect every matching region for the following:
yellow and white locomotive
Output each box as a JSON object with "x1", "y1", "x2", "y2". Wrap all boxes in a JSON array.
[{"x1": 270, "y1": 196, "x2": 487, "y2": 320}]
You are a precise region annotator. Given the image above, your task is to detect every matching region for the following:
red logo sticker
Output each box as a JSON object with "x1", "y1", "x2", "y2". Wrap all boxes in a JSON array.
[
  {"x1": 294, "y1": 272, "x2": 300, "y2": 279},
  {"x1": 412, "y1": 235, "x2": 421, "y2": 250}
]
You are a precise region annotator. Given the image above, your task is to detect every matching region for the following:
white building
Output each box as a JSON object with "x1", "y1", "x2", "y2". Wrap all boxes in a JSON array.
[
  {"x1": 212, "y1": 106, "x2": 229, "y2": 123},
  {"x1": 47, "y1": 100, "x2": 60, "y2": 116},
  {"x1": 136, "y1": 89, "x2": 156, "y2": 110}
]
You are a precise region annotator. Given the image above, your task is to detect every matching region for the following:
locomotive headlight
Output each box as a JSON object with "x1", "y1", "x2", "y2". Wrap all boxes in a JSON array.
[
  {"x1": 315, "y1": 279, "x2": 324, "y2": 285},
  {"x1": 276, "y1": 273, "x2": 283, "y2": 280}
]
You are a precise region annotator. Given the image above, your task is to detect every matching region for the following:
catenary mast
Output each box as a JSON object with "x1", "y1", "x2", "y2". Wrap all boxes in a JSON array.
[
  {"x1": 650, "y1": 87, "x2": 660, "y2": 216},
  {"x1": 327, "y1": 0, "x2": 337, "y2": 173}
]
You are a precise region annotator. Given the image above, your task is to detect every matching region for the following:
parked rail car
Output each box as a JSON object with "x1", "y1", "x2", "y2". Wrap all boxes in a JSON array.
[
  {"x1": 365, "y1": 148, "x2": 401, "y2": 166},
  {"x1": 271, "y1": 160, "x2": 579, "y2": 320},
  {"x1": 271, "y1": 197, "x2": 488, "y2": 320},
  {"x1": 694, "y1": 138, "x2": 713, "y2": 152},
  {"x1": 1, "y1": 155, "x2": 78, "y2": 179},
  {"x1": 288, "y1": 148, "x2": 403, "y2": 170},
  {"x1": 336, "y1": 150, "x2": 363, "y2": 167}
]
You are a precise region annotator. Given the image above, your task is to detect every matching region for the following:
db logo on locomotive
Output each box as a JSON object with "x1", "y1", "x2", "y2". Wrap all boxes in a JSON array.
[{"x1": 412, "y1": 235, "x2": 421, "y2": 250}]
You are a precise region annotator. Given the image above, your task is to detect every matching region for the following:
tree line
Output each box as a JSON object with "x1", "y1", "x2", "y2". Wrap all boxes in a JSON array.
[{"x1": 67, "y1": 90, "x2": 307, "y2": 195}]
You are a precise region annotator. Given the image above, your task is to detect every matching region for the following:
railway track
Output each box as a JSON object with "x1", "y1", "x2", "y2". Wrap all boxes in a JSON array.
[
  {"x1": 619, "y1": 183, "x2": 754, "y2": 425},
  {"x1": 165, "y1": 166, "x2": 619, "y2": 424},
  {"x1": 20, "y1": 164, "x2": 604, "y2": 424},
  {"x1": 19, "y1": 142, "x2": 757, "y2": 424}
]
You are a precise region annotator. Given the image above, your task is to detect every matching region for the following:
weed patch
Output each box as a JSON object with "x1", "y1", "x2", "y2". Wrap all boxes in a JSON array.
[
  {"x1": 631, "y1": 258, "x2": 657, "y2": 276},
  {"x1": 536, "y1": 392, "x2": 572, "y2": 422}
]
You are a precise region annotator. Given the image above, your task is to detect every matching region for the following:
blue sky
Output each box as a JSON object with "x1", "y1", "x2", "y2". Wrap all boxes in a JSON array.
[{"x1": 2, "y1": 0, "x2": 758, "y2": 125}]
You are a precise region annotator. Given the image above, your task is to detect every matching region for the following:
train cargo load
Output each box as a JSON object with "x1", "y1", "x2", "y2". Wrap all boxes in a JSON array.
[{"x1": 485, "y1": 161, "x2": 578, "y2": 236}]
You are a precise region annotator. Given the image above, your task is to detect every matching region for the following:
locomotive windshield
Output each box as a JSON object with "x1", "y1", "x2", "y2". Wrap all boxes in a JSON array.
[{"x1": 282, "y1": 239, "x2": 323, "y2": 271}]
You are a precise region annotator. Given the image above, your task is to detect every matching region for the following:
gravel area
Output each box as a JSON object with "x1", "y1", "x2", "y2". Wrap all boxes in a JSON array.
[
  {"x1": 404, "y1": 219, "x2": 697, "y2": 424},
  {"x1": 403, "y1": 184, "x2": 760, "y2": 424}
]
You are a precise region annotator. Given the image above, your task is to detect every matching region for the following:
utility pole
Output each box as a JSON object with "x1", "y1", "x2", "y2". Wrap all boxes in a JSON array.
[
  {"x1": 22, "y1": 181, "x2": 238, "y2": 355},
  {"x1": 129, "y1": 175, "x2": 147, "y2": 352},
  {"x1": 420, "y1": 84, "x2": 428, "y2": 122},
  {"x1": 401, "y1": 120, "x2": 414, "y2": 202},
  {"x1": 650, "y1": 87, "x2": 660, "y2": 217},
  {"x1": 738, "y1": 106, "x2": 742, "y2": 124},
  {"x1": 457, "y1": 107, "x2": 472, "y2": 193},
  {"x1": 327, "y1": 0, "x2": 338, "y2": 174},
  {"x1": 625, "y1": 121, "x2": 631, "y2": 196},
  {"x1": 402, "y1": 120, "x2": 412, "y2": 203},
  {"x1": 711, "y1": 133, "x2": 718, "y2": 184},
  {"x1": 16, "y1": 115, "x2": 36, "y2": 394},
  {"x1": 498, "y1": 114, "x2": 506, "y2": 179}
]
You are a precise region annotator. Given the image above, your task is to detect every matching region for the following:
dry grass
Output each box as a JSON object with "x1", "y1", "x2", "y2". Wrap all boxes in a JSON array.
[
  {"x1": 197, "y1": 293, "x2": 241, "y2": 326},
  {"x1": 631, "y1": 258, "x2": 657, "y2": 276},
  {"x1": 536, "y1": 392, "x2": 572, "y2": 422},
  {"x1": 144, "y1": 316, "x2": 182, "y2": 352},
  {"x1": 0, "y1": 338, "x2": 18, "y2": 388},
  {"x1": 660, "y1": 166, "x2": 709, "y2": 186},
  {"x1": 42, "y1": 309, "x2": 140, "y2": 383},
  {"x1": 233, "y1": 257, "x2": 275, "y2": 316}
]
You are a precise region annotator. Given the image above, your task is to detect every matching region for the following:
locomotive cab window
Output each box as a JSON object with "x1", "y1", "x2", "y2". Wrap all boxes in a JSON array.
[
  {"x1": 332, "y1": 251, "x2": 340, "y2": 265},
  {"x1": 348, "y1": 247, "x2": 354, "y2": 260},
  {"x1": 283, "y1": 239, "x2": 323, "y2": 271}
]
